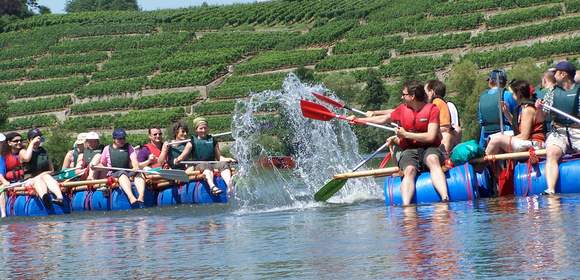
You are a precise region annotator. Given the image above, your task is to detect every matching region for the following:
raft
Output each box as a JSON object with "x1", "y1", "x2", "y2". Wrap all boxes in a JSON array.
[
  {"x1": 4, "y1": 175, "x2": 229, "y2": 217},
  {"x1": 384, "y1": 163, "x2": 480, "y2": 206}
]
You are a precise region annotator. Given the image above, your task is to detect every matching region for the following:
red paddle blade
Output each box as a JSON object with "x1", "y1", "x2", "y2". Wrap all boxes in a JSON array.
[
  {"x1": 312, "y1": 92, "x2": 345, "y2": 109},
  {"x1": 300, "y1": 100, "x2": 336, "y2": 121}
]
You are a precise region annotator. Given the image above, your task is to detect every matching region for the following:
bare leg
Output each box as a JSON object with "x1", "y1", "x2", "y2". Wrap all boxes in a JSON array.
[
  {"x1": 134, "y1": 174, "x2": 146, "y2": 202},
  {"x1": 41, "y1": 173, "x2": 63, "y2": 200},
  {"x1": 485, "y1": 135, "x2": 510, "y2": 155},
  {"x1": 545, "y1": 145, "x2": 563, "y2": 193},
  {"x1": 220, "y1": 169, "x2": 233, "y2": 193},
  {"x1": 425, "y1": 154, "x2": 449, "y2": 201},
  {"x1": 401, "y1": 166, "x2": 417, "y2": 206},
  {"x1": 86, "y1": 154, "x2": 102, "y2": 180},
  {"x1": 32, "y1": 177, "x2": 48, "y2": 198},
  {"x1": 203, "y1": 169, "x2": 216, "y2": 188},
  {"x1": 118, "y1": 174, "x2": 137, "y2": 204},
  {"x1": 0, "y1": 192, "x2": 6, "y2": 217}
]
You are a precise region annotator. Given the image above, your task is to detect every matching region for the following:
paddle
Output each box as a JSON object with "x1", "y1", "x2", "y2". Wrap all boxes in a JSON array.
[
  {"x1": 92, "y1": 166, "x2": 189, "y2": 182},
  {"x1": 213, "y1": 131, "x2": 232, "y2": 137},
  {"x1": 314, "y1": 142, "x2": 390, "y2": 202},
  {"x1": 312, "y1": 92, "x2": 367, "y2": 116},
  {"x1": 543, "y1": 104, "x2": 580, "y2": 125},
  {"x1": 300, "y1": 100, "x2": 396, "y2": 132},
  {"x1": 181, "y1": 160, "x2": 237, "y2": 165}
]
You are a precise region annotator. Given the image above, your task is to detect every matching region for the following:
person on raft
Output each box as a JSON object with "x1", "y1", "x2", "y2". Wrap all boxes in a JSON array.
[
  {"x1": 478, "y1": 69, "x2": 518, "y2": 149},
  {"x1": 11, "y1": 129, "x2": 65, "y2": 207},
  {"x1": 425, "y1": 79, "x2": 461, "y2": 155},
  {"x1": 485, "y1": 80, "x2": 545, "y2": 155},
  {"x1": 351, "y1": 81, "x2": 450, "y2": 205},
  {"x1": 536, "y1": 61, "x2": 580, "y2": 195},
  {"x1": 137, "y1": 126, "x2": 169, "y2": 169},
  {"x1": 162, "y1": 120, "x2": 191, "y2": 170},
  {"x1": 96, "y1": 128, "x2": 146, "y2": 205},
  {"x1": 178, "y1": 117, "x2": 236, "y2": 195},
  {"x1": 77, "y1": 131, "x2": 104, "y2": 180},
  {"x1": 62, "y1": 132, "x2": 87, "y2": 170},
  {"x1": 0, "y1": 133, "x2": 9, "y2": 217}
]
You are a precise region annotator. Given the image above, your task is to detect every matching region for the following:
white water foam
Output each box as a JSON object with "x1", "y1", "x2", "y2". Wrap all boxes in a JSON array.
[{"x1": 229, "y1": 74, "x2": 384, "y2": 214}]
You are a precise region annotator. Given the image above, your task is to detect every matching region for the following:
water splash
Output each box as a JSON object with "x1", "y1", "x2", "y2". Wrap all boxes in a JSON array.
[{"x1": 230, "y1": 74, "x2": 383, "y2": 213}]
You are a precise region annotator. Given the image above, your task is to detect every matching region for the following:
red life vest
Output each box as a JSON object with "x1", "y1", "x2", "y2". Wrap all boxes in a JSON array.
[
  {"x1": 5, "y1": 153, "x2": 24, "y2": 182},
  {"x1": 392, "y1": 103, "x2": 441, "y2": 149},
  {"x1": 144, "y1": 143, "x2": 162, "y2": 168}
]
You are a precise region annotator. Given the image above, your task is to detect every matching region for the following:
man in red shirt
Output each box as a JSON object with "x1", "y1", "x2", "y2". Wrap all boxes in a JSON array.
[{"x1": 354, "y1": 81, "x2": 449, "y2": 205}]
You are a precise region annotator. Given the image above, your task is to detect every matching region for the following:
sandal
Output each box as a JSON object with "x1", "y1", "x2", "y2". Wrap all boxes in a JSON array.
[{"x1": 210, "y1": 186, "x2": 223, "y2": 196}]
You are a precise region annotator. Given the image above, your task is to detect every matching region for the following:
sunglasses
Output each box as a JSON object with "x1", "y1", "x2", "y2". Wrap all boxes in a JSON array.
[
  {"x1": 10, "y1": 139, "x2": 22, "y2": 143},
  {"x1": 152, "y1": 133, "x2": 163, "y2": 136}
]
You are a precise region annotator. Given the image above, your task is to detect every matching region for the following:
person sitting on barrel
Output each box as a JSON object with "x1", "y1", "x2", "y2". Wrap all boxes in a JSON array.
[
  {"x1": 137, "y1": 126, "x2": 169, "y2": 169},
  {"x1": 351, "y1": 81, "x2": 449, "y2": 205},
  {"x1": 177, "y1": 117, "x2": 235, "y2": 195},
  {"x1": 536, "y1": 61, "x2": 580, "y2": 195},
  {"x1": 485, "y1": 80, "x2": 545, "y2": 155},
  {"x1": 96, "y1": 128, "x2": 146, "y2": 205}
]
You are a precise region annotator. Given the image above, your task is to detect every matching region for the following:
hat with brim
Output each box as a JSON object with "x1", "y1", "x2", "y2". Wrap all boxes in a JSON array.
[
  {"x1": 75, "y1": 133, "x2": 88, "y2": 145},
  {"x1": 552, "y1": 61, "x2": 577, "y2": 79},
  {"x1": 193, "y1": 117, "x2": 208, "y2": 129},
  {"x1": 85, "y1": 131, "x2": 100, "y2": 140},
  {"x1": 0, "y1": 133, "x2": 5, "y2": 142}
]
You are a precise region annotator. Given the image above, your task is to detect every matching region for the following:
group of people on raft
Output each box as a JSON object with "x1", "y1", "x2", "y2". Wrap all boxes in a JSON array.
[
  {"x1": 0, "y1": 117, "x2": 236, "y2": 217},
  {"x1": 349, "y1": 60, "x2": 579, "y2": 206}
]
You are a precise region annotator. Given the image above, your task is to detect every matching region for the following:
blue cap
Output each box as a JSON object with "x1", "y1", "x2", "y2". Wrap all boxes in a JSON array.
[
  {"x1": 487, "y1": 69, "x2": 507, "y2": 83},
  {"x1": 112, "y1": 128, "x2": 127, "y2": 139},
  {"x1": 27, "y1": 128, "x2": 42, "y2": 140},
  {"x1": 553, "y1": 61, "x2": 576, "y2": 79}
]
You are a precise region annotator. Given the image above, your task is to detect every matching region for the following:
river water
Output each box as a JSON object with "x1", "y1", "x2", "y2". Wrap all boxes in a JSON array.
[
  {"x1": 1, "y1": 193, "x2": 579, "y2": 279},
  {"x1": 1, "y1": 75, "x2": 579, "y2": 278}
]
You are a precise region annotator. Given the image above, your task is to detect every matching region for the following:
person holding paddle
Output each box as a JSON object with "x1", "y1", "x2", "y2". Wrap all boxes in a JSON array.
[
  {"x1": 162, "y1": 121, "x2": 191, "y2": 170},
  {"x1": 62, "y1": 132, "x2": 87, "y2": 170},
  {"x1": 76, "y1": 131, "x2": 104, "y2": 180},
  {"x1": 351, "y1": 81, "x2": 449, "y2": 205},
  {"x1": 138, "y1": 126, "x2": 169, "y2": 169},
  {"x1": 95, "y1": 128, "x2": 146, "y2": 205},
  {"x1": 177, "y1": 117, "x2": 235, "y2": 195},
  {"x1": 535, "y1": 61, "x2": 580, "y2": 195}
]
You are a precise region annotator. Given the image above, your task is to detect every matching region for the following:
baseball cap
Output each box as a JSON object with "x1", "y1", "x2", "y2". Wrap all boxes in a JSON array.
[
  {"x1": 112, "y1": 128, "x2": 127, "y2": 139},
  {"x1": 27, "y1": 128, "x2": 42, "y2": 140},
  {"x1": 85, "y1": 131, "x2": 100, "y2": 140},
  {"x1": 550, "y1": 61, "x2": 576, "y2": 79},
  {"x1": 487, "y1": 69, "x2": 507, "y2": 83},
  {"x1": 75, "y1": 133, "x2": 88, "y2": 145},
  {"x1": 0, "y1": 133, "x2": 5, "y2": 142}
]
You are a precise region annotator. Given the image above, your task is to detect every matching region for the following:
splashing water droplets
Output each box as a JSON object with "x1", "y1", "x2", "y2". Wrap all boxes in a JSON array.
[{"x1": 230, "y1": 74, "x2": 382, "y2": 213}]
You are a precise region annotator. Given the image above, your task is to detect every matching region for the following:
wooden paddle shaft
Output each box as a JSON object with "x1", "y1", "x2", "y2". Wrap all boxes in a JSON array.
[
  {"x1": 470, "y1": 149, "x2": 546, "y2": 164},
  {"x1": 333, "y1": 167, "x2": 399, "y2": 180}
]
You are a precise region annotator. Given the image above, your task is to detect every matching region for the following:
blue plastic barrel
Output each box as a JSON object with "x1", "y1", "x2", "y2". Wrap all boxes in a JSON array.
[
  {"x1": 71, "y1": 190, "x2": 91, "y2": 211},
  {"x1": 475, "y1": 169, "x2": 493, "y2": 198},
  {"x1": 8, "y1": 194, "x2": 71, "y2": 216},
  {"x1": 91, "y1": 190, "x2": 110, "y2": 210},
  {"x1": 179, "y1": 181, "x2": 198, "y2": 204},
  {"x1": 514, "y1": 159, "x2": 580, "y2": 196},
  {"x1": 157, "y1": 186, "x2": 181, "y2": 206},
  {"x1": 384, "y1": 163, "x2": 478, "y2": 206},
  {"x1": 193, "y1": 176, "x2": 228, "y2": 204},
  {"x1": 110, "y1": 185, "x2": 156, "y2": 210}
]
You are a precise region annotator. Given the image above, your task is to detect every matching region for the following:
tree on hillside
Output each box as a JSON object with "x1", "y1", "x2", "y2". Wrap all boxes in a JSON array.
[
  {"x1": 508, "y1": 58, "x2": 543, "y2": 86},
  {"x1": 1, "y1": 0, "x2": 50, "y2": 30},
  {"x1": 65, "y1": 0, "x2": 140, "y2": 13},
  {"x1": 320, "y1": 72, "x2": 360, "y2": 104},
  {"x1": 447, "y1": 60, "x2": 487, "y2": 141},
  {"x1": 295, "y1": 65, "x2": 314, "y2": 83}
]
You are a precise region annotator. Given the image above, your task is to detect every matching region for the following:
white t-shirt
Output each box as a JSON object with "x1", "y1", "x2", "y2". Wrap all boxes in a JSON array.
[{"x1": 447, "y1": 101, "x2": 460, "y2": 127}]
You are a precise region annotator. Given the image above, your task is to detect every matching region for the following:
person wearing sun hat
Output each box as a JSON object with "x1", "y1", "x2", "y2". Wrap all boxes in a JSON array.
[
  {"x1": 536, "y1": 60, "x2": 580, "y2": 195},
  {"x1": 61, "y1": 132, "x2": 87, "y2": 170},
  {"x1": 76, "y1": 131, "x2": 104, "y2": 180},
  {"x1": 96, "y1": 128, "x2": 146, "y2": 205},
  {"x1": 174, "y1": 117, "x2": 236, "y2": 195}
]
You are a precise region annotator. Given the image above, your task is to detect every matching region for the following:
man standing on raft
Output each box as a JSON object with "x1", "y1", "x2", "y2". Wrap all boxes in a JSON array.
[
  {"x1": 352, "y1": 81, "x2": 449, "y2": 205},
  {"x1": 536, "y1": 61, "x2": 580, "y2": 195}
]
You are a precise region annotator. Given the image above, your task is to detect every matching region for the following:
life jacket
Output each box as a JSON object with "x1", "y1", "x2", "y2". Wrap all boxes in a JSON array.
[
  {"x1": 5, "y1": 153, "x2": 24, "y2": 182},
  {"x1": 535, "y1": 87, "x2": 552, "y2": 133},
  {"x1": 82, "y1": 145, "x2": 103, "y2": 167},
  {"x1": 551, "y1": 84, "x2": 580, "y2": 126},
  {"x1": 144, "y1": 143, "x2": 162, "y2": 168},
  {"x1": 192, "y1": 135, "x2": 216, "y2": 161},
  {"x1": 392, "y1": 103, "x2": 441, "y2": 149},
  {"x1": 479, "y1": 88, "x2": 507, "y2": 133},
  {"x1": 72, "y1": 148, "x2": 79, "y2": 167},
  {"x1": 109, "y1": 144, "x2": 130, "y2": 169},
  {"x1": 27, "y1": 147, "x2": 50, "y2": 176},
  {"x1": 168, "y1": 143, "x2": 188, "y2": 169}
]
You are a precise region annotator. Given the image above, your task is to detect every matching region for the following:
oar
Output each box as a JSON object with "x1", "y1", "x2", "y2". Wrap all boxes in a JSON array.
[
  {"x1": 315, "y1": 142, "x2": 389, "y2": 202},
  {"x1": 543, "y1": 104, "x2": 580, "y2": 126},
  {"x1": 181, "y1": 160, "x2": 237, "y2": 164},
  {"x1": 300, "y1": 100, "x2": 396, "y2": 132},
  {"x1": 312, "y1": 92, "x2": 367, "y2": 115},
  {"x1": 92, "y1": 166, "x2": 189, "y2": 182},
  {"x1": 213, "y1": 131, "x2": 232, "y2": 137}
]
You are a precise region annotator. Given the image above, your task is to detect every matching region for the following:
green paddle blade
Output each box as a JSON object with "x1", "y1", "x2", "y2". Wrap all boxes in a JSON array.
[{"x1": 314, "y1": 178, "x2": 347, "y2": 202}]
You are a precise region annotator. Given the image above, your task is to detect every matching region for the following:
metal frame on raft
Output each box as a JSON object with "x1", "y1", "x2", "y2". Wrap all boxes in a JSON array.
[{"x1": 4, "y1": 170, "x2": 230, "y2": 217}]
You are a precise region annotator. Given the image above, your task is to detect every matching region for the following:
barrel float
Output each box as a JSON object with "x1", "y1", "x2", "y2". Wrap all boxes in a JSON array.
[
  {"x1": 91, "y1": 190, "x2": 110, "y2": 210},
  {"x1": 193, "y1": 176, "x2": 228, "y2": 204},
  {"x1": 71, "y1": 190, "x2": 92, "y2": 211},
  {"x1": 514, "y1": 159, "x2": 580, "y2": 196},
  {"x1": 7, "y1": 194, "x2": 71, "y2": 216},
  {"x1": 110, "y1": 186, "x2": 156, "y2": 210},
  {"x1": 157, "y1": 186, "x2": 181, "y2": 206},
  {"x1": 384, "y1": 163, "x2": 478, "y2": 206},
  {"x1": 475, "y1": 169, "x2": 493, "y2": 198}
]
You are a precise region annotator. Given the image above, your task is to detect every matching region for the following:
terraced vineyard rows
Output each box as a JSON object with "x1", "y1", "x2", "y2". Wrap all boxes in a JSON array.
[{"x1": 0, "y1": 0, "x2": 578, "y2": 140}]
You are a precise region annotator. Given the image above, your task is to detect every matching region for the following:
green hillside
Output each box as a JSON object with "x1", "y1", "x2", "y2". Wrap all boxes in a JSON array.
[{"x1": 1, "y1": 0, "x2": 579, "y2": 158}]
